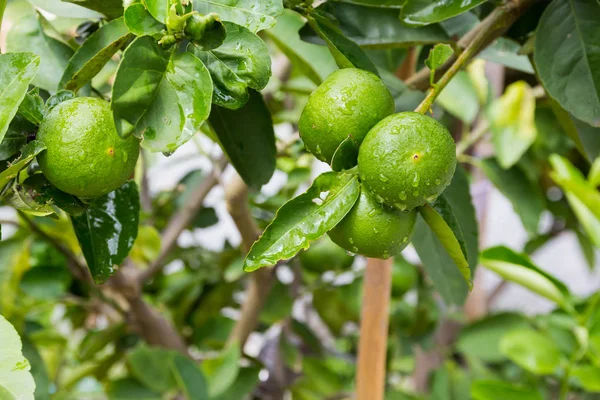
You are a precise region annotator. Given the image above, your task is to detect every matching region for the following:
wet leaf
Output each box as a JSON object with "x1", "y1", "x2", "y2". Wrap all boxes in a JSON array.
[
  {"x1": 191, "y1": 22, "x2": 271, "y2": 109},
  {"x1": 0, "y1": 53, "x2": 39, "y2": 144},
  {"x1": 500, "y1": 329, "x2": 562, "y2": 375},
  {"x1": 124, "y1": 3, "x2": 165, "y2": 37},
  {"x1": 243, "y1": 171, "x2": 360, "y2": 272},
  {"x1": 0, "y1": 315, "x2": 35, "y2": 400},
  {"x1": 400, "y1": 0, "x2": 488, "y2": 27},
  {"x1": 0, "y1": 141, "x2": 46, "y2": 189},
  {"x1": 71, "y1": 181, "x2": 140, "y2": 283},
  {"x1": 193, "y1": 0, "x2": 283, "y2": 33},
  {"x1": 60, "y1": 17, "x2": 133, "y2": 92}
]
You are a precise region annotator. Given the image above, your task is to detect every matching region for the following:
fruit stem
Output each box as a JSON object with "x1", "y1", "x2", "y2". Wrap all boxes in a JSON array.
[{"x1": 356, "y1": 257, "x2": 393, "y2": 400}]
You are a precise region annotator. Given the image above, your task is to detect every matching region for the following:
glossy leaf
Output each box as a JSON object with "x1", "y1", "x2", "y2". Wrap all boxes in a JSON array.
[
  {"x1": 481, "y1": 246, "x2": 572, "y2": 308},
  {"x1": 124, "y1": 3, "x2": 165, "y2": 37},
  {"x1": 0, "y1": 116, "x2": 30, "y2": 161},
  {"x1": 534, "y1": 0, "x2": 600, "y2": 127},
  {"x1": 499, "y1": 329, "x2": 562, "y2": 375},
  {"x1": 480, "y1": 158, "x2": 545, "y2": 235},
  {"x1": 193, "y1": 0, "x2": 283, "y2": 33},
  {"x1": 243, "y1": 171, "x2": 360, "y2": 272},
  {"x1": 400, "y1": 0, "x2": 488, "y2": 27},
  {"x1": 266, "y1": 10, "x2": 337, "y2": 85},
  {"x1": 111, "y1": 36, "x2": 213, "y2": 153},
  {"x1": 171, "y1": 354, "x2": 209, "y2": 400},
  {"x1": 0, "y1": 53, "x2": 39, "y2": 145},
  {"x1": 127, "y1": 345, "x2": 177, "y2": 393},
  {"x1": 488, "y1": 81, "x2": 537, "y2": 169},
  {"x1": 413, "y1": 167, "x2": 478, "y2": 305},
  {"x1": 60, "y1": 18, "x2": 133, "y2": 92},
  {"x1": 0, "y1": 141, "x2": 46, "y2": 189},
  {"x1": 0, "y1": 315, "x2": 35, "y2": 400},
  {"x1": 419, "y1": 196, "x2": 472, "y2": 289},
  {"x1": 18, "y1": 91, "x2": 45, "y2": 126},
  {"x1": 201, "y1": 343, "x2": 240, "y2": 397},
  {"x1": 471, "y1": 381, "x2": 543, "y2": 400},
  {"x1": 209, "y1": 90, "x2": 276, "y2": 188},
  {"x1": 6, "y1": 14, "x2": 74, "y2": 93},
  {"x1": 71, "y1": 182, "x2": 140, "y2": 283},
  {"x1": 143, "y1": 0, "x2": 168, "y2": 24},
  {"x1": 306, "y1": 13, "x2": 379, "y2": 76},
  {"x1": 63, "y1": 0, "x2": 124, "y2": 19},
  {"x1": 191, "y1": 22, "x2": 271, "y2": 110},
  {"x1": 330, "y1": 136, "x2": 359, "y2": 172}
]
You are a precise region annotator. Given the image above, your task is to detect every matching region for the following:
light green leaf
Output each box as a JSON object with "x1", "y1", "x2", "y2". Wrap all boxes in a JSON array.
[
  {"x1": 0, "y1": 140, "x2": 46, "y2": 189},
  {"x1": 436, "y1": 71, "x2": 479, "y2": 124},
  {"x1": 426, "y1": 43, "x2": 454, "y2": 72},
  {"x1": 111, "y1": 36, "x2": 213, "y2": 153},
  {"x1": 499, "y1": 329, "x2": 562, "y2": 375},
  {"x1": 6, "y1": 14, "x2": 74, "y2": 93},
  {"x1": 0, "y1": 53, "x2": 39, "y2": 145},
  {"x1": 0, "y1": 315, "x2": 35, "y2": 400},
  {"x1": 480, "y1": 246, "x2": 571, "y2": 309},
  {"x1": 589, "y1": 157, "x2": 600, "y2": 187},
  {"x1": 171, "y1": 354, "x2": 209, "y2": 400},
  {"x1": 26, "y1": 0, "x2": 102, "y2": 18},
  {"x1": 400, "y1": 0, "x2": 488, "y2": 27},
  {"x1": 124, "y1": 3, "x2": 165, "y2": 37},
  {"x1": 479, "y1": 38, "x2": 534, "y2": 74},
  {"x1": 127, "y1": 345, "x2": 178, "y2": 393},
  {"x1": 534, "y1": 0, "x2": 600, "y2": 127},
  {"x1": 243, "y1": 171, "x2": 360, "y2": 272},
  {"x1": 193, "y1": 0, "x2": 283, "y2": 32},
  {"x1": 191, "y1": 22, "x2": 271, "y2": 110},
  {"x1": 142, "y1": 0, "x2": 168, "y2": 24},
  {"x1": 211, "y1": 367, "x2": 259, "y2": 400},
  {"x1": 106, "y1": 378, "x2": 161, "y2": 399},
  {"x1": 571, "y1": 365, "x2": 600, "y2": 392},
  {"x1": 60, "y1": 18, "x2": 133, "y2": 92},
  {"x1": 201, "y1": 343, "x2": 240, "y2": 397},
  {"x1": 62, "y1": 0, "x2": 124, "y2": 20},
  {"x1": 488, "y1": 81, "x2": 537, "y2": 168},
  {"x1": 471, "y1": 380, "x2": 543, "y2": 400}
]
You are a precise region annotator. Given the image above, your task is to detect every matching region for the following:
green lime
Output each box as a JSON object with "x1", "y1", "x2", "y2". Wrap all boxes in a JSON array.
[
  {"x1": 300, "y1": 236, "x2": 354, "y2": 274},
  {"x1": 328, "y1": 188, "x2": 416, "y2": 259},
  {"x1": 299, "y1": 68, "x2": 395, "y2": 164},
  {"x1": 37, "y1": 97, "x2": 140, "y2": 198},
  {"x1": 358, "y1": 112, "x2": 456, "y2": 210},
  {"x1": 391, "y1": 257, "x2": 418, "y2": 298}
]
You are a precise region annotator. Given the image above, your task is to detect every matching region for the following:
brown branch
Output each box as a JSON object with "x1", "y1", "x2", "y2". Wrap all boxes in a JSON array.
[
  {"x1": 395, "y1": 47, "x2": 418, "y2": 81},
  {"x1": 226, "y1": 173, "x2": 276, "y2": 348},
  {"x1": 138, "y1": 157, "x2": 227, "y2": 283},
  {"x1": 406, "y1": 0, "x2": 539, "y2": 92}
]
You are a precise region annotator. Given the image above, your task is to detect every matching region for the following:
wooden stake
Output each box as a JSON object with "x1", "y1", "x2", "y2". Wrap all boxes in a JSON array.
[{"x1": 356, "y1": 257, "x2": 393, "y2": 400}]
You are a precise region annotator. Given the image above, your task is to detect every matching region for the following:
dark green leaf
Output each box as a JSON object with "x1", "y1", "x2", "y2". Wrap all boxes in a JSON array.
[
  {"x1": 111, "y1": 36, "x2": 213, "y2": 152},
  {"x1": 499, "y1": 329, "x2": 562, "y2": 375},
  {"x1": 6, "y1": 14, "x2": 74, "y2": 92},
  {"x1": 471, "y1": 381, "x2": 543, "y2": 400},
  {"x1": 71, "y1": 181, "x2": 140, "y2": 283},
  {"x1": 124, "y1": 3, "x2": 165, "y2": 37},
  {"x1": 306, "y1": 13, "x2": 379, "y2": 76},
  {"x1": 18, "y1": 91, "x2": 45, "y2": 126},
  {"x1": 171, "y1": 354, "x2": 209, "y2": 400},
  {"x1": 534, "y1": 0, "x2": 600, "y2": 127},
  {"x1": 480, "y1": 158, "x2": 545, "y2": 235},
  {"x1": 3, "y1": 185, "x2": 55, "y2": 217},
  {"x1": 209, "y1": 90, "x2": 276, "y2": 188},
  {"x1": 21, "y1": 339, "x2": 50, "y2": 400},
  {"x1": 0, "y1": 116, "x2": 32, "y2": 161},
  {"x1": 20, "y1": 266, "x2": 72, "y2": 299},
  {"x1": 0, "y1": 53, "x2": 39, "y2": 144},
  {"x1": 106, "y1": 378, "x2": 161, "y2": 400},
  {"x1": 193, "y1": 0, "x2": 283, "y2": 32},
  {"x1": 22, "y1": 174, "x2": 88, "y2": 216},
  {"x1": 313, "y1": 279, "x2": 362, "y2": 335},
  {"x1": 191, "y1": 22, "x2": 271, "y2": 110},
  {"x1": 63, "y1": 0, "x2": 124, "y2": 19},
  {"x1": 244, "y1": 171, "x2": 360, "y2": 271},
  {"x1": 46, "y1": 90, "x2": 76, "y2": 112},
  {"x1": 127, "y1": 345, "x2": 178, "y2": 393},
  {"x1": 400, "y1": 0, "x2": 488, "y2": 27},
  {"x1": 201, "y1": 343, "x2": 240, "y2": 397},
  {"x1": 0, "y1": 140, "x2": 46, "y2": 189},
  {"x1": 60, "y1": 17, "x2": 133, "y2": 92},
  {"x1": 330, "y1": 136, "x2": 359, "y2": 172}
]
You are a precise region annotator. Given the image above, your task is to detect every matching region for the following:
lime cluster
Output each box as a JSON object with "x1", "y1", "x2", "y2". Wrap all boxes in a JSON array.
[{"x1": 298, "y1": 68, "x2": 457, "y2": 259}]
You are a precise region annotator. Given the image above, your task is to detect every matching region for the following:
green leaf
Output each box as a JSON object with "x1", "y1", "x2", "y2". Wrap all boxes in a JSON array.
[
  {"x1": 20, "y1": 266, "x2": 72, "y2": 299},
  {"x1": 436, "y1": 71, "x2": 479, "y2": 124},
  {"x1": 480, "y1": 158, "x2": 545, "y2": 235},
  {"x1": 571, "y1": 365, "x2": 600, "y2": 392},
  {"x1": 171, "y1": 354, "x2": 209, "y2": 400},
  {"x1": 0, "y1": 116, "x2": 30, "y2": 162},
  {"x1": 499, "y1": 329, "x2": 562, "y2": 375},
  {"x1": 27, "y1": 0, "x2": 102, "y2": 18},
  {"x1": 488, "y1": 81, "x2": 537, "y2": 169},
  {"x1": 60, "y1": 17, "x2": 133, "y2": 92},
  {"x1": 111, "y1": 36, "x2": 213, "y2": 153},
  {"x1": 313, "y1": 279, "x2": 362, "y2": 335},
  {"x1": 142, "y1": 0, "x2": 168, "y2": 24},
  {"x1": 191, "y1": 22, "x2": 271, "y2": 110},
  {"x1": 400, "y1": 0, "x2": 488, "y2": 27},
  {"x1": 211, "y1": 367, "x2": 260, "y2": 400},
  {"x1": 22, "y1": 174, "x2": 88, "y2": 217},
  {"x1": 71, "y1": 181, "x2": 140, "y2": 284},
  {"x1": 127, "y1": 345, "x2": 178, "y2": 393},
  {"x1": 0, "y1": 314, "x2": 35, "y2": 400},
  {"x1": 124, "y1": 3, "x2": 165, "y2": 37},
  {"x1": 106, "y1": 378, "x2": 161, "y2": 400},
  {"x1": 412, "y1": 166, "x2": 478, "y2": 305},
  {"x1": 6, "y1": 14, "x2": 74, "y2": 93},
  {"x1": 209, "y1": 90, "x2": 276, "y2": 188},
  {"x1": 201, "y1": 343, "x2": 240, "y2": 397},
  {"x1": 265, "y1": 10, "x2": 336, "y2": 86},
  {"x1": 419, "y1": 196, "x2": 472, "y2": 289},
  {"x1": 426, "y1": 43, "x2": 454, "y2": 72},
  {"x1": 0, "y1": 140, "x2": 46, "y2": 189},
  {"x1": 342, "y1": 0, "x2": 404, "y2": 6},
  {"x1": 480, "y1": 246, "x2": 571, "y2": 309},
  {"x1": 589, "y1": 157, "x2": 600, "y2": 187},
  {"x1": 479, "y1": 38, "x2": 534, "y2": 74},
  {"x1": 330, "y1": 136, "x2": 359, "y2": 172},
  {"x1": 3, "y1": 185, "x2": 55, "y2": 217},
  {"x1": 306, "y1": 13, "x2": 379, "y2": 76},
  {"x1": 62, "y1": 0, "x2": 124, "y2": 20},
  {"x1": 78, "y1": 323, "x2": 126, "y2": 361},
  {"x1": 18, "y1": 91, "x2": 45, "y2": 126},
  {"x1": 550, "y1": 154, "x2": 600, "y2": 247},
  {"x1": 471, "y1": 381, "x2": 543, "y2": 400},
  {"x1": 193, "y1": 0, "x2": 283, "y2": 33},
  {"x1": 243, "y1": 171, "x2": 360, "y2": 272},
  {"x1": 21, "y1": 340, "x2": 49, "y2": 400},
  {"x1": 0, "y1": 53, "x2": 39, "y2": 145},
  {"x1": 534, "y1": 0, "x2": 600, "y2": 128}
]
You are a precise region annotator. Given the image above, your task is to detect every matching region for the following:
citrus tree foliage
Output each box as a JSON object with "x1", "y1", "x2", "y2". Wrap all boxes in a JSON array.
[{"x1": 0, "y1": 0, "x2": 599, "y2": 399}]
